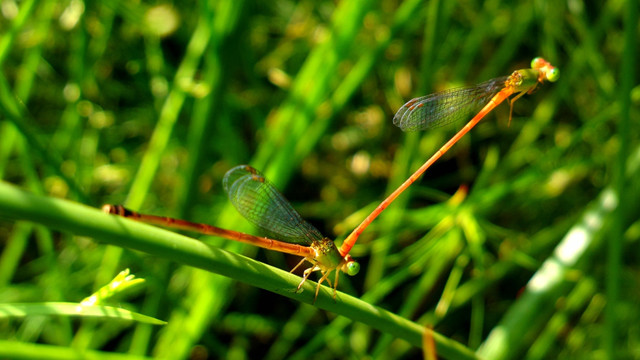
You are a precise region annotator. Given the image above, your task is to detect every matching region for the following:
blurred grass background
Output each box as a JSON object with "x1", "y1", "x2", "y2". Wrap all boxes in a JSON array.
[{"x1": 0, "y1": 0, "x2": 638, "y2": 359}]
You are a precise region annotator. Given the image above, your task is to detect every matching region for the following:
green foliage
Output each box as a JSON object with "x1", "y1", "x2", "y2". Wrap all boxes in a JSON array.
[
  {"x1": 0, "y1": 302, "x2": 166, "y2": 326},
  {"x1": 0, "y1": 0, "x2": 638, "y2": 359}
]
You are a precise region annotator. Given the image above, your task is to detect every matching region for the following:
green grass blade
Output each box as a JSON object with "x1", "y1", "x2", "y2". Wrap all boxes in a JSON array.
[
  {"x1": 0, "y1": 303, "x2": 166, "y2": 325},
  {"x1": 478, "y1": 187, "x2": 619, "y2": 359},
  {"x1": 0, "y1": 339, "x2": 151, "y2": 360},
  {"x1": 606, "y1": 0, "x2": 637, "y2": 356},
  {"x1": 0, "y1": 181, "x2": 478, "y2": 359}
]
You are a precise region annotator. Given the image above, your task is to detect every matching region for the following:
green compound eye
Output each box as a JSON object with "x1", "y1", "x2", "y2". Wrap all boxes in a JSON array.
[
  {"x1": 346, "y1": 261, "x2": 360, "y2": 276},
  {"x1": 531, "y1": 57, "x2": 541, "y2": 68},
  {"x1": 547, "y1": 67, "x2": 560, "y2": 82}
]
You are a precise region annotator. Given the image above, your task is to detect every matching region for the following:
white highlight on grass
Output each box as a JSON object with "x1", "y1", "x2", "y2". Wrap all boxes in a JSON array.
[{"x1": 528, "y1": 189, "x2": 618, "y2": 293}]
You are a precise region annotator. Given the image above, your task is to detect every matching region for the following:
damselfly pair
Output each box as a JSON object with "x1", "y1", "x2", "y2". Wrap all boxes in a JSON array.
[{"x1": 104, "y1": 58, "x2": 559, "y2": 301}]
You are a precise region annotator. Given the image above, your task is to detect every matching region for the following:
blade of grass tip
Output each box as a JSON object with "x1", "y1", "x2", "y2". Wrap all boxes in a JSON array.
[
  {"x1": 606, "y1": 0, "x2": 637, "y2": 355},
  {"x1": 0, "y1": 182, "x2": 478, "y2": 358},
  {"x1": 0, "y1": 303, "x2": 166, "y2": 325},
  {"x1": 127, "y1": 265, "x2": 170, "y2": 356}
]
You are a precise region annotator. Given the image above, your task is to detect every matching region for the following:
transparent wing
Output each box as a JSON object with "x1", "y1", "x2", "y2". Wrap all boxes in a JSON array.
[
  {"x1": 223, "y1": 165, "x2": 324, "y2": 245},
  {"x1": 393, "y1": 76, "x2": 509, "y2": 132}
]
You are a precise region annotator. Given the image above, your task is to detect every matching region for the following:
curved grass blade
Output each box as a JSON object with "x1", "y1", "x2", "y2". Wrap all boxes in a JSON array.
[{"x1": 0, "y1": 302, "x2": 166, "y2": 325}]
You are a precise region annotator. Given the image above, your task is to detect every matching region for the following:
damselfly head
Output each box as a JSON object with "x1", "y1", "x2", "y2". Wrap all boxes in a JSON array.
[{"x1": 531, "y1": 57, "x2": 559, "y2": 83}]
